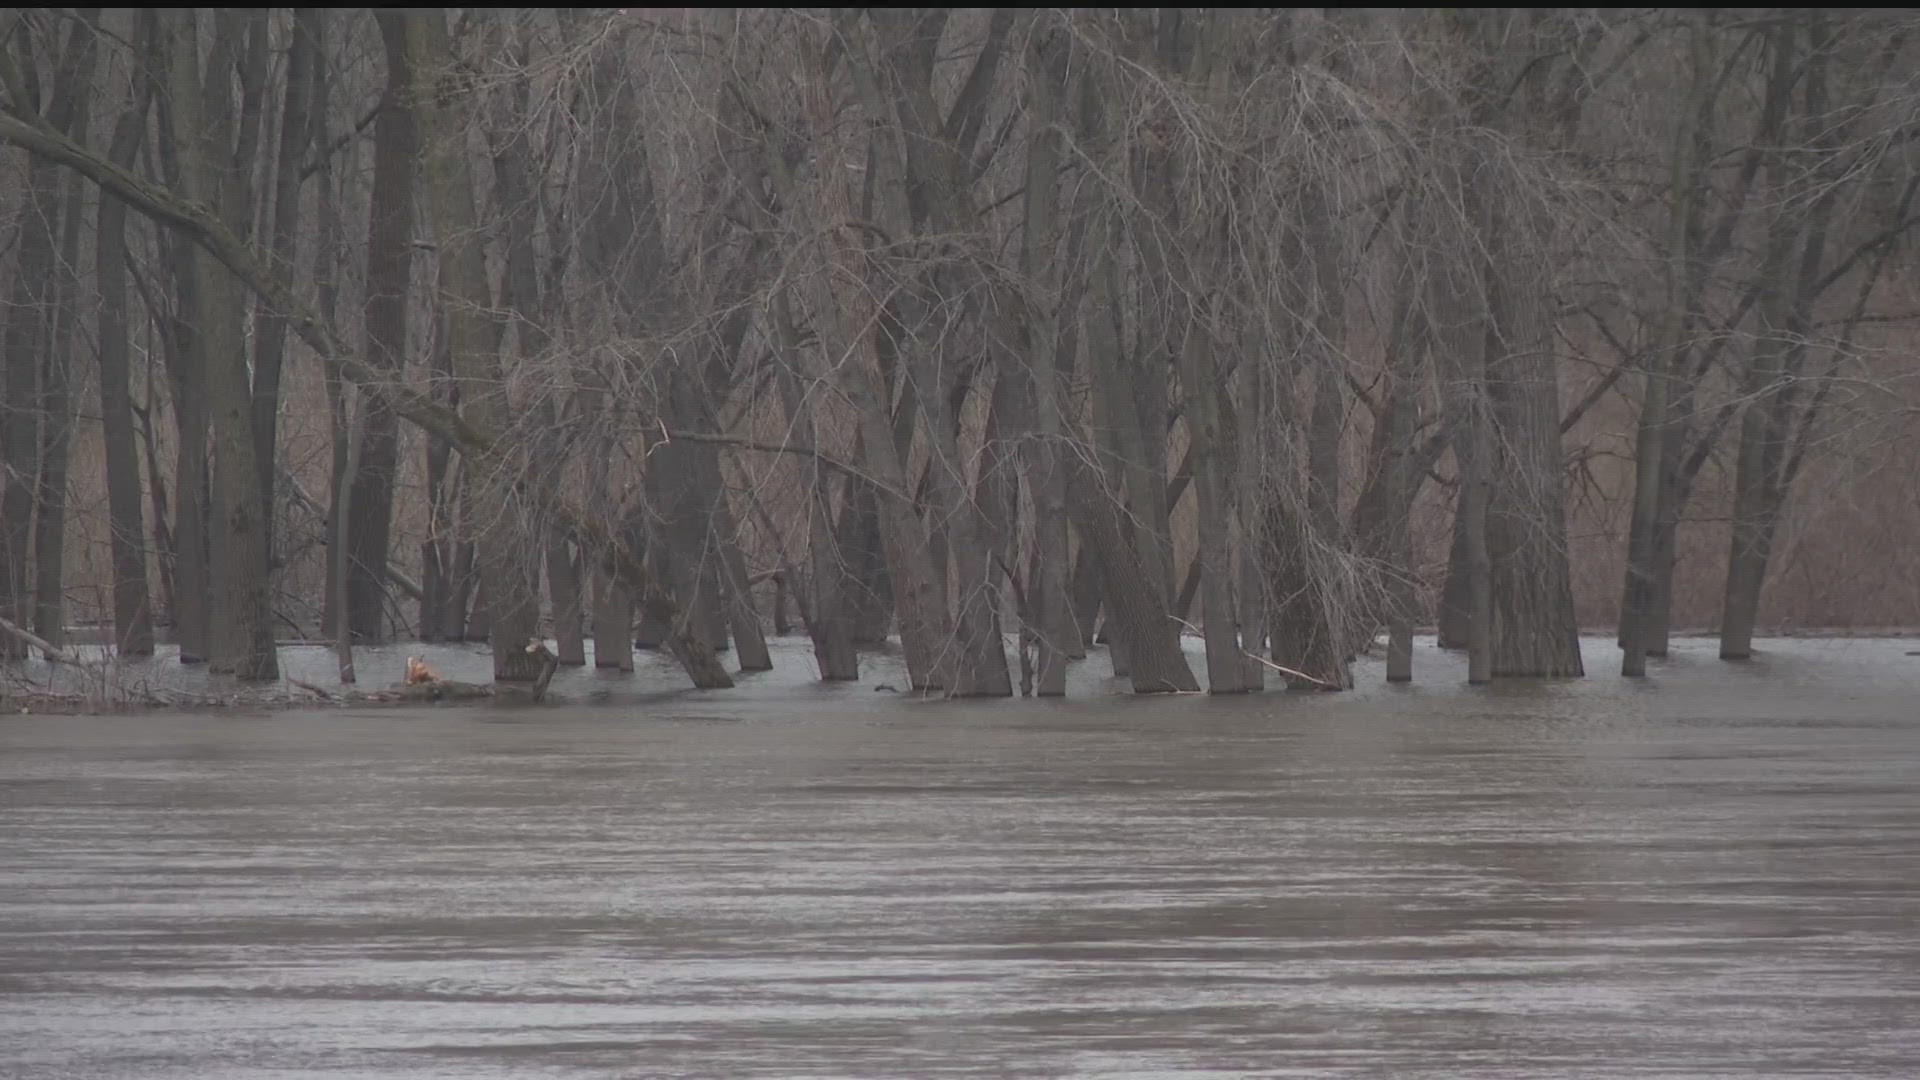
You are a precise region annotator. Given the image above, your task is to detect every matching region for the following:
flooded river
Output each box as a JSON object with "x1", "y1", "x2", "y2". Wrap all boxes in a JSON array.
[{"x1": 4, "y1": 636, "x2": 1919, "y2": 1077}]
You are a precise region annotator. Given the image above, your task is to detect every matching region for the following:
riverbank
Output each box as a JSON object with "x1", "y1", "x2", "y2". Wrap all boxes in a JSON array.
[{"x1": 6, "y1": 633, "x2": 1917, "y2": 717}]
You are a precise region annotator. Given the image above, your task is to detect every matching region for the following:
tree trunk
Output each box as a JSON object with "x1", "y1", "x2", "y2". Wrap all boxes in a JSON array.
[
  {"x1": 1436, "y1": 502, "x2": 1471, "y2": 650},
  {"x1": 335, "y1": 386, "x2": 364, "y2": 684},
  {"x1": 546, "y1": 532, "x2": 586, "y2": 666},
  {"x1": 1722, "y1": 21, "x2": 1842, "y2": 661},
  {"x1": 31, "y1": 19, "x2": 99, "y2": 648},
  {"x1": 1179, "y1": 300, "x2": 1248, "y2": 693},
  {"x1": 1621, "y1": 14, "x2": 1707, "y2": 676},
  {"x1": 1068, "y1": 458, "x2": 1199, "y2": 694},
  {"x1": 1476, "y1": 177, "x2": 1582, "y2": 679},
  {"x1": 2, "y1": 44, "x2": 67, "y2": 658},
  {"x1": 715, "y1": 498, "x2": 772, "y2": 672},
  {"x1": 161, "y1": 10, "x2": 276, "y2": 679},
  {"x1": 592, "y1": 564, "x2": 634, "y2": 671},
  {"x1": 1428, "y1": 204, "x2": 1494, "y2": 684},
  {"x1": 94, "y1": 52, "x2": 156, "y2": 657},
  {"x1": 348, "y1": 15, "x2": 418, "y2": 644},
  {"x1": 250, "y1": 9, "x2": 319, "y2": 568},
  {"x1": 769, "y1": 338, "x2": 858, "y2": 680}
]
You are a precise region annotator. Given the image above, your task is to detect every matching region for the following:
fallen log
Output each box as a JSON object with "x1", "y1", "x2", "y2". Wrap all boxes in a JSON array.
[{"x1": 0, "y1": 615, "x2": 83, "y2": 666}]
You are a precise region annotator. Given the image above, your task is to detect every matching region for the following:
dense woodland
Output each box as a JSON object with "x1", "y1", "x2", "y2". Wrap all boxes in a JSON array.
[{"x1": 1, "y1": 8, "x2": 1917, "y2": 697}]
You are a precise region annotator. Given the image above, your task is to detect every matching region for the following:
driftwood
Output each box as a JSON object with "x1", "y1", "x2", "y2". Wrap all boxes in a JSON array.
[{"x1": 0, "y1": 615, "x2": 83, "y2": 665}]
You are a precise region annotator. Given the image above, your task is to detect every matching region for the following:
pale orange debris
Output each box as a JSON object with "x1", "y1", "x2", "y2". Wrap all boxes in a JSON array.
[{"x1": 403, "y1": 656, "x2": 440, "y2": 686}]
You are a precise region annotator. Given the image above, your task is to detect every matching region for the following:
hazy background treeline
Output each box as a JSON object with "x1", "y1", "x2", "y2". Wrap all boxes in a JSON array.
[{"x1": 1, "y1": 8, "x2": 1916, "y2": 695}]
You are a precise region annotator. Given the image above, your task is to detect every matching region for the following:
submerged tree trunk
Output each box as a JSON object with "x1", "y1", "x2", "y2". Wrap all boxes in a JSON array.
[
  {"x1": 1179, "y1": 300, "x2": 1248, "y2": 694},
  {"x1": 1621, "y1": 15, "x2": 1707, "y2": 676},
  {"x1": 1474, "y1": 161, "x2": 1582, "y2": 679},
  {"x1": 592, "y1": 563, "x2": 634, "y2": 671},
  {"x1": 546, "y1": 532, "x2": 586, "y2": 666}
]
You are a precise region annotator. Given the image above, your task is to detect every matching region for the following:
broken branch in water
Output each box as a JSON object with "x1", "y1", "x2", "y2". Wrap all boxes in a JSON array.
[
  {"x1": 1167, "y1": 615, "x2": 1337, "y2": 689},
  {"x1": 287, "y1": 677, "x2": 335, "y2": 700}
]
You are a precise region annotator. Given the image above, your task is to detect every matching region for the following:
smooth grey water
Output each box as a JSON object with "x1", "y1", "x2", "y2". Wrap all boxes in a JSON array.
[{"x1": 4, "y1": 636, "x2": 1919, "y2": 1078}]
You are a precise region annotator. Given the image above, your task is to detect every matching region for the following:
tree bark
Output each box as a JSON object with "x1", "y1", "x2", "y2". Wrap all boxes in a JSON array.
[
  {"x1": 348, "y1": 15, "x2": 418, "y2": 644},
  {"x1": 161, "y1": 10, "x2": 276, "y2": 679},
  {"x1": 2, "y1": 30, "x2": 66, "y2": 658},
  {"x1": 250, "y1": 8, "x2": 319, "y2": 568},
  {"x1": 546, "y1": 532, "x2": 586, "y2": 666},
  {"x1": 30, "y1": 15, "x2": 99, "y2": 649},
  {"x1": 1621, "y1": 13, "x2": 1707, "y2": 676},
  {"x1": 94, "y1": 39, "x2": 156, "y2": 656}
]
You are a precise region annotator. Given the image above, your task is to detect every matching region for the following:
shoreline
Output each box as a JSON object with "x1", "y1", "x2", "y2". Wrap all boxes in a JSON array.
[{"x1": 7, "y1": 630, "x2": 1917, "y2": 717}]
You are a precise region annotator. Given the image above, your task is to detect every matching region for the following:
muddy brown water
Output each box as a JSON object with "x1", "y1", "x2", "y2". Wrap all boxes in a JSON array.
[{"x1": 4, "y1": 636, "x2": 1919, "y2": 1077}]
